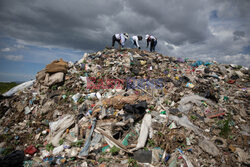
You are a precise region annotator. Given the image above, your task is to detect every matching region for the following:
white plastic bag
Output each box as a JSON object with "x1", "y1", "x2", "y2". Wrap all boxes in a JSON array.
[{"x1": 3, "y1": 80, "x2": 35, "y2": 96}]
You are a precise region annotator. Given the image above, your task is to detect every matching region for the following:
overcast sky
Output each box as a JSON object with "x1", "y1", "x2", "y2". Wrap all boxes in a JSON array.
[{"x1": 0, "y1": 0, "x2": 249, "y2": 81}]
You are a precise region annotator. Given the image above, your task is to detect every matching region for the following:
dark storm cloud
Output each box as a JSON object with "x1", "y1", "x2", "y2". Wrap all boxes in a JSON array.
[
  {"x1": 0, "y1": 0, "x2": 124, "y2": 50},
  {"x1": 0, "y1": 0, "x2": 212, "y2": 50},
  {"x1": 126, "y1": 0, "x2": 211, "y2": 45},
  {"x1": 233, "y1": 31, "x2": 245, "y2": 41},
  {"x1": 0, "y1": 0, "x2": 249, "y2": 66}
]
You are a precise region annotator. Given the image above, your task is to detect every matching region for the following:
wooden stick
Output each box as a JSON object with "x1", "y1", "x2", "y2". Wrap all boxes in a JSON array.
[{"x1": 96, "y1": 128, "x2": 131, "y2": 153}]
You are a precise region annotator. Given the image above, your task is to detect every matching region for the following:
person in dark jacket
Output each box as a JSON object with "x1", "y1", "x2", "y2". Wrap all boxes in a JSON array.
[{"x1": 145, "y1": 34, "x2": 157, "y2": 52}]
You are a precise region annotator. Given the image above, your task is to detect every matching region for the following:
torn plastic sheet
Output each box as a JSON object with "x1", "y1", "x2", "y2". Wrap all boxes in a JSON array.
[
  {"x1": 90, "y1": 133, "x2": 102, "y2": 147},
  {"x1": 131, "y1": 114, "x2": 152, "y2": 151},
  {"x1": 178, "y1": 94, "x2": 213, "y2": 113},
  {"x1": 46, "y1": 115, "x2": 75, "y2": 146},
  {"x1": 177, "y1": 148, "x2": 194, "y2": 167},
  {"x1": 199, "y1": 138, "x2": 220, "y2": 156},
  {"x1": 79, "y1": 118, "x2": 96, "y2": 157},
  {"x1": 3, "y1": 80, "x2": 35, "y2": 97},
  {"x1": 169, "y1": 115, "x2": 201, "y2": 135}
]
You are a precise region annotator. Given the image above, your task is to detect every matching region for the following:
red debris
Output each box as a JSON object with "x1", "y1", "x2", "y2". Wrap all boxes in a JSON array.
[{"x1": 24, "y1": 145, "x2": 37, "y2": 155}]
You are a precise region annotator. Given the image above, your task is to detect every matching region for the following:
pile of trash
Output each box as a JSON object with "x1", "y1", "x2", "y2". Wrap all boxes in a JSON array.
[{"x1": 0, "y1": 48, "x2": 249, "y2": 166}]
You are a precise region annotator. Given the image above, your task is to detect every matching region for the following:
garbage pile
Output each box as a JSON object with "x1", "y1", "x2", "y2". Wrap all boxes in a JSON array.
[{"x1": 0, "y1": 48, "x2": 249, "y2": 166}]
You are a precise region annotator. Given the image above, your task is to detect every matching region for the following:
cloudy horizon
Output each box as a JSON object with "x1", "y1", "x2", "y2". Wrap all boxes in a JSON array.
[{"x1": 0, "y1": 0, "x2": 249, "y2": 82}]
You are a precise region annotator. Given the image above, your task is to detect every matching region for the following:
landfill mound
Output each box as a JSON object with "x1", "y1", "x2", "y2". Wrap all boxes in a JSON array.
[{"x1": 0, "y1": 48, "x2": 249, "y2": 166}]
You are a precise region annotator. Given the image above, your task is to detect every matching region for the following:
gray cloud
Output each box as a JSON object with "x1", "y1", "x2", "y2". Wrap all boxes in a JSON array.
[
  {"x1": 234, "y1": 31, "x2": 245, "y2": 41},
  {"x1": 1, "y1": 55, "x2": 23, "y2": 61},
  {"x1": 0, "y1": 0, "x2": 249, "y2": 66}
]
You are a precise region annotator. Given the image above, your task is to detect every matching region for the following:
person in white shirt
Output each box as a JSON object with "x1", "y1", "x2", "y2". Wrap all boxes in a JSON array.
[
  {"x1": 145, "y1": 34, "x2": 157, "y2": 52},
  {"x1": 130, "y1": 35, "x2": 143, "y2": 49},
  {"x1": 112, "y1": 33, "x2": 129, "y2": 48}
]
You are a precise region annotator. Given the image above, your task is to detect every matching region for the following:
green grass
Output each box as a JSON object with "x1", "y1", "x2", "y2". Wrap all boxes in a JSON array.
[
  {"x1": 45, "y1": 143, "x2": 54, "y2": 151},
  {"x1": 217, "y1": 114, "x2": 232, "y2": 138},
  {"x1": 70, "y1": 139, "x2": 84, "y2": 147},
  {"x1": 147, "y1": 139, "x2": 155, "y2": 147},
  {"x1": 128, "y1": 158, "x2": 138, "y2": 167},
  {"x1": 0, "y1": 82, "x2": 19, "y2": 94},
  {"x1": 98, "y1": 157, "x2": 110, "y2": 164},
  {"x1": 59, "y1": 139, "x2": 64, "y2": 145},
  {"x1": 110, "y1": 146, "x2": 120, "y2": 155}
]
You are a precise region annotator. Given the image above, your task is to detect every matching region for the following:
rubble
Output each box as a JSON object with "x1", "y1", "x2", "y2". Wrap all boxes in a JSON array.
[{"x1": 0, "y1": 48, "x2": 249, "y2": 166}]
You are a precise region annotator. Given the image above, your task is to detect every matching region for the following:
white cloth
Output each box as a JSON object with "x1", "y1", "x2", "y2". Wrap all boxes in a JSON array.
[
  {"x1": 115, "y1": 34, "x2": 126, "y2": 46},
  {"x1": 132, "y1": 36, "x2": 140, "y2": 48},
  {"x1": 149, "y1": 35, "x2": 157, "y2": 41}
]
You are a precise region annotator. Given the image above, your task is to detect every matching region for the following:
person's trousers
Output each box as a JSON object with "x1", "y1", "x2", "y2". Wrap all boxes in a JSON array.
[
  {"x1": 150, "y1": 40, "x2": 157, "y2": 52},
  {"x1": 112, "y1": 35, "x2": 121, "y2": 47}
]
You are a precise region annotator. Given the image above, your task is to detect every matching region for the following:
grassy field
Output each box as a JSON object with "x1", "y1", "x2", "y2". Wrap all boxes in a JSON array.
[{"x1": 0, "y1": 82, "x2": 19, "y2": 94}]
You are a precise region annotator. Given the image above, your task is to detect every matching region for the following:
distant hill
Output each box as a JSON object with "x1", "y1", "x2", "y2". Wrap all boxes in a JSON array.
[{"x1": 0, "y1": 82, "x2": 20, "y2": 94}]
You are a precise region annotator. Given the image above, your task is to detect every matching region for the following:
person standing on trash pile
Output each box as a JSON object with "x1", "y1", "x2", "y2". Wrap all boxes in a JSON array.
[
  {"x1": 112, "y1": 33, "x2": 129, "y2": 49},
  {"x1": 130, "y1": 35, "x2": 143, "y2": 49},
  {"x1": 145, "y1": 34, "x2": 157, "y2": 52}
]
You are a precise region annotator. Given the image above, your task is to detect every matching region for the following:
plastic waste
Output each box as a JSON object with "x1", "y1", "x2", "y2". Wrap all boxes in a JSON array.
[
  {"x1": 123, "y1": 101, "x2": 147, "y2": 121},
  {"x1": 24, "y1": 106, "x2": 31, "y2": 115},
  {"x1": 47, "y1": 115, "x2": 75, "y2": 146},
  {"x1": 3, "y1": 80, "x2": 35, "y2": 97},
  {"x1": 169, "y1": 122, "x2": 177, "y2": 129},
  {"x1": 72, "y1": 93, "x2": 81, "y2": 103},
  {"x1": 186, "y1": 137, "x2": 191, "y2": 146},
  {"x1": 199, "y1": 138, "x2": 219, "y2": 156},
  {"x1": 131, "y1": 114, "x2": 152, "y2": 151},
  {"x1": 177, "y1": 148, "x2": 193, "y2": 167},
  {"x1": 152, "y1": 148, "x2": 164, "y2": 165},
  {"x1": 96, "y1": 92, "x2": 102, "y2": 100},
  {"x1": 90, "y1": 133, "x2": 102, "y2": 147},
  {"x1": 24, "y1": 146, "x2": 37, "y2": 155},
  {"x1": 169, "y1": 115, "x2": 201, "y2": 134},
  {"x1": 86, "y1": 93, "x2": 97, "y2": 99},
  {"x1": 186, "y1": 82, "x2": 194, "y2": 88},
  {"x1": 79, "y1": 118, "x2": 97, "y2": 157},
  {"x1": 52, "y1": 145, "x2": 64, "y2": 155},
  {"x1": 191, "y1": 60, "x2": 203, "y2": 67},
  {"x1": 178, "y1": 94, "x2": 212, "y2": 113}
]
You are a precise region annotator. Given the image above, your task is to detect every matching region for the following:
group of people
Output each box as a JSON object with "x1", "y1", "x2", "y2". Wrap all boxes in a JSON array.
[{"x1": 112, "y1": 33, "x2": 157, "y2": 52}]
